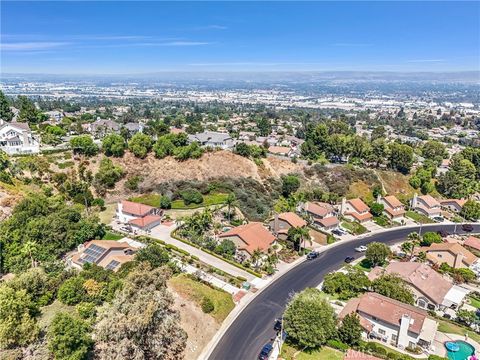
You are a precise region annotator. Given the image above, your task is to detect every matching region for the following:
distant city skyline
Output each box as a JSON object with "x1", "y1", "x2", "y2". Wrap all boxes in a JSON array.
[{"x1": 1, "y1": 1, "x2": 479, "y2": 74}]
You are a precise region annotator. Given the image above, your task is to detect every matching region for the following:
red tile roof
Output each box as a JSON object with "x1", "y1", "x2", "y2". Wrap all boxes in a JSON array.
[
  {"x1": 346, "y1": 211, "x2": 373, "y2": 221},
  {"x1": 341, "y1": 292, "x2": 428, "y2": 335},
  {"x1": 418, "y1": 195, "x2": 441, "y2": 208},
  {"x1": 128, "y1": 215, "x2": 162, "y2": 228},
  {"x1": 348, "y1": 198, "x2": 370, "y2": 213},
  {"x1": 305, "y1": 202, "x2": 333, "y2": 217},
  {"x1": 268, "y1": 146, "x2": 291, "y2": 155},
  {"x1": 464, "y1": 236, "x2": 480, "y2": 251},
  {"x1": 317, "y1": 216, "x2": 340, "y2": 227},
  {"x1": 219, "y1": 222, "x2": 276, "y2": 255},
  {"x1": 121, "y1": 200, "x2": 155, "y2": 217},
  {"x1": 278, "y1": 212, "x2": 307, "y2": 228},
  {"x1": 383, "y1": 195, "x2": 403, "y2": 209}
]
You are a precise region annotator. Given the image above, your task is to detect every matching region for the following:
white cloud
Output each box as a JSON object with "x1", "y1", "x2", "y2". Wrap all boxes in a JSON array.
[{"x1": 1, "y1": 42, "x2": 70, "y2": 51}]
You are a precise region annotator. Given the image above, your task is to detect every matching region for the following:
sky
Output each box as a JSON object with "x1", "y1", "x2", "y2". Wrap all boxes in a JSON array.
[{"x1": 1, "y1": 1, "x2": 479, "y2": 74}]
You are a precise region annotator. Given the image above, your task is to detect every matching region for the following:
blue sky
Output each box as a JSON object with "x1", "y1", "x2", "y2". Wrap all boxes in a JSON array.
[{"x1": 1, "y1": 1, "x2": 479, "y2": 74}]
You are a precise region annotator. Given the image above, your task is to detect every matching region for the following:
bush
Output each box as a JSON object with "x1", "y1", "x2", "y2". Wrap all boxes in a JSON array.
[
  {"x1": 180, "y1": 189, "x2": 204, "y2": 205},
  {"x1": 57, "y1": 277, "x2": 87, "y2": 305},
  {"x1": 375, "y1": 347, "x2": 387, "y2": 356},
  {"x1": 201, "y1": 297, "x2": 215, "y2": 313},
  {"x1": 428, "y1": 356, "x2": 449, "y2": 360},
  {"x1": 327, "y1": 339, "x2": 349, "y2": 351},
  {"x1": 128, "y1": 133, "x2": 152, "y2": 158},
  {"x1": 125, "y1": 175, "x2": 142, "y2": 191},
  {"x1": 160, "y1": 195, "x2": 172, "y2": 209},
  {"x1": 76, "y1": 302, "x2": 97, "y2": 319}
]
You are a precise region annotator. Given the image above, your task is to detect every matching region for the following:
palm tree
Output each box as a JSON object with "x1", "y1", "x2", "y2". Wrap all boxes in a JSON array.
[
  {"x1": 288, "y1": 226, "x2": 312, "y2": 254},
  {"x1": 407, "y1": 232, "x2": 420, "y2": 242},
  {"x1": 251, "y1": 249, "x2": 263, "y2": 269},
  {"x1": 22, "y1": 241, "x2": 38, "y2": 268},
  {"x1": 401, "y1": 241, "x2": 415, "y2": 259}
]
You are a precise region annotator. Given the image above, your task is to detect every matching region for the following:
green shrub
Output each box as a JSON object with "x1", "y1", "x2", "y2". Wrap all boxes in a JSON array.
[
  {"x1": 160, "y1": 195, "x2": 172, "y2": 209},
  {"x1": 375, "y1": 347, "x2": 388, "y2": 356},
  {"x1": 57, "y1": 277, "x2": 86, "y2": 305},
  {"x1": 180, "y1": 189, "x2": 203, "y2": 205},
  {"x1": 201, "y1": 297, "x2": 215, "y2": 313},
  {"x1": 76, "y1": 302, "x2": 97, "y2": 319}
]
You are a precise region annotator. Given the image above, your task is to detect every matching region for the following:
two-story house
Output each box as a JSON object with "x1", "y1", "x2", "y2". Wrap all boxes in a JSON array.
[
  {"x1": 340, "y1": 292, "x2": 438, "y2": 351},
  {"x1": 416, "y1": 242, "x2": 478, "y2": 270},
  {"x1": 0, "y1": 120, "x2": 40, "y2": 154},
  {"x1": 300, "y1": 201, "x2": 339, "y2": 230},
  {"x1": 410, "y1": 194, "x2": 442, "y2": 218},
  {"x1": 341, "y1": 198, "x2": 373, "y2": 223},
  {"x1": 269, "y1": 212, "x2": 307, "y2": 240},
  {"x1": 116, "y1": 200, "x2": 162, "y2": 231},
  {"x1": 440, "y1": 199, "x2": 467, "y2": 214},
  {"x1": 378, "y1": 195, "x2": 405, "y2": 222}
]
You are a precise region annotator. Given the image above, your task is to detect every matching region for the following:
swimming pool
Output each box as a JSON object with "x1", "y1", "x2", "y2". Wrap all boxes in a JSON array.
[{"x1": 445, "y1": 341, "x2": 475, "y2": 360}]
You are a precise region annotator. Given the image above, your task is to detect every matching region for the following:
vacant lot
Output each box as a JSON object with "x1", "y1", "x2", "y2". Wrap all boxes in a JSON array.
[{"x1": 168, "y1": 274, "x2": 235, "y2": 323}]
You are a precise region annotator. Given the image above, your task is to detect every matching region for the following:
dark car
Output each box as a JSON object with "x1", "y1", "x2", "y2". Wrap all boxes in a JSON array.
[
  {"x1": 258, "y1": 343, "x2": 273, "y2": 360},
  {"x1": 332, "y1": 229, "x2": 343, "y2": 236},
  {"x1": 274, "y1": 319, "x2": 282, "y2": 332},
  {"x1": 306, "y1": 251, "x2": 319, "y2": 260},
  {"x1": 437, "y1": 230, "x2": 449, "y2": 238},
  {"x1": 344, "y1": 256, "x2": 355, "y2": 263},
  {"x1": 442, "y1": 313, "x2": 452, "y2": 319},
  {"x1": 462, "y1": 224, "x2": 474, "y2": 232}
]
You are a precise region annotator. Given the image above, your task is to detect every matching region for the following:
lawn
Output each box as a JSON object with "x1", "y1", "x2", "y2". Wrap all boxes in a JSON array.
[
  {"x1": 468, "y1": 296, "x2": 480, "y2": 309},
  {"x1": 281, "y1": 343, "x2": 344, "y2": 360},
  {"x1": 98, "y1": 203, "x2": 117, "y2": 224},
  {"x1": 102, "y1": 230, "x2": 124, "y2": 240},
  {"x1": 373, "y1": 216, "x2": 392, "y2": 228},
  {"x1": 171, "y1": 193, "x2": 229, "y2": 210},
  {"x1": 405, "y1": 211, "x2": 434, "y2": 224},
  {"x1": 168, "y1": 274, "x2": 235, "y2": 323},
  {"x1": 38, "y1": 300, "x2": 75, "y2": 330},
  {"x1": 129, "y1": 194, "x2": 161, "y2": 207},
  {"x1": 354, "y1": 259, "x2": 373, "y2": 272},
  {"x1": 438, "y1": 319, "x2": 480, "y2": 343},
  {"x1": 341, "y1": 220, "x2": 368, "y2": 235}
]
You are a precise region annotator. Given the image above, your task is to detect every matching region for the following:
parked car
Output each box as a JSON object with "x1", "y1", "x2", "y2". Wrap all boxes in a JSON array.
[
  {"x1": 355, "y1": 245, "x2": 367, "y2": 252},
  {"x1": 331, "y1": 229, "x2": 343, "y2": 236},
  {"x1": 306, "y1": 251, "x2": 319, "y2": 260},
  {"x1": 463, "y1": 224, "x2": 474, "y2": 232},
  {"x1": 433, "y1": 216, "x2": 444, "y2": 222},
  {"x1": 344, "y1": 256, "x2": 355, "y2": 263},
  {"x1": 442, "y1": 313, "x2": 452, "y2": 319},
  {"x1": 274, "y1": 319, "x2": 282, "y2": 332},
  {"x1": 258, "y1": 343, "x2": 273, "y2": 360},
  {"x1": 437, "y1": 230, "x2": 449, "y2": 237}
]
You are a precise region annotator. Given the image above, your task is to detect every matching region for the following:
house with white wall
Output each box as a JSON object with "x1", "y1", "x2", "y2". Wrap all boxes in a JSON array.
[{"x1": 0, "y1": 120, "x2": 40, "y2": 154}]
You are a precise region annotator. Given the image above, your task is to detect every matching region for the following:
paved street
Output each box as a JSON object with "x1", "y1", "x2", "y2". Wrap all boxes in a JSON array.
[{"x1": 206, "y1": 224, "x2": 480, "y2": 360}]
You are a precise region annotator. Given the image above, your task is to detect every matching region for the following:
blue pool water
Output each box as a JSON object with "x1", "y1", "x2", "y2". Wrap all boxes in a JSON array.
[{"x1": 445, "y1": 341, "x2": 475, "y2": 360}]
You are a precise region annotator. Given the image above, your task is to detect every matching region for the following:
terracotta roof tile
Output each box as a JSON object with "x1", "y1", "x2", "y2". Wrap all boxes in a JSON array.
[
  {"x1": 305, "y1": 202, "x2": 333, "y2": 217},
  {"x1": 465, "y1": 236, "x2": 480, "y2": 251},
  {"x1": 219, "y1": 222, "x2": 276, "y2": 255},
  {"x1": 278, "y1": 212, "x2": 307, "y2": 228},
  {"x1": 348, "y1": 198, "x2": 370, "y2": 213},
  {"x1": 418, "y1": 195, "x2": 441, "y2": 208},
  {"x1": 383, "y1": 195, "x2": 403, "y2": 209},
  {"x1": 121, "y1": 200, "x2": 155, "y2": 217},
  {"x1": 128, "y1": 215, "x2": 162, "y2": 228}
]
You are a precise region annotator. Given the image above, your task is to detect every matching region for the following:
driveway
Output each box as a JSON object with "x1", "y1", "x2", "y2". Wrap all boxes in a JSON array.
[{"x1": 149, "y1": 224, "x2": 256, "y2": 282}]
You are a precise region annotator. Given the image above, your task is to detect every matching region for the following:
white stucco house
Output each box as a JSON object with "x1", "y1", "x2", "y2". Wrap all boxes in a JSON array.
[{"x1": 0, "y1": 120, "x2": 40, "y2": 155}]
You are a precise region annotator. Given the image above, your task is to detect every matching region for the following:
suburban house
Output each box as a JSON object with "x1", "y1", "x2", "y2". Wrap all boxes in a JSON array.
[
  {"x1": 188, "y1": 131, "x2": 235, "y2": 149},
  {"x1": 340, "y1": 292, "x2": 438, "y2": 351},
  {"x1": 0, "y1": 120, "x2": 40, "y2": 154},
  {"x1": 300, "y1": 202, "x2": 339, "y2": 230},
  {"x1": 437, "y1": 159, "x2": 450, "y2": 175},
  {"x1": 123, "y1": 122, "x2": 143, "y2": 135},
  {"x1": 218, "y1": 222, "x2": 276, "y2": 261},
  {"x1": 368, "y1": 262, "x2": 468, "y2": 310},
  {"x1": 116, "y1": 200, "x2": 162, "y2": 231},
  {"x1": 440, "y1": 199, "x2": 466, "y2": 214},
  {"x1": 269, "y1": 212, "x2": 307, "y2": 240},
  {"x1": 69, "y1": 238, "x2": 144, "y2": 272},
  {"x1": 378, "y1": 195, "x2": 405, "y2": 222},
  {"x1": 464, "y1": 236, "x2": 480, "y2": 254},
  {"x1": 410, "y1": 194, "x2": 442, "y2": 218},
  {"x1": 268, "y1": 146, "x2": 291, "y2": 157},
  {"x1": 416, "y1": 242, "x2": 478, "y2": 269},
  {"x1": 341, "y1": 198, "x2": 373, "y2": 223},
  {"x1": 44, "y1": 110, "x2": 64, "y2": 122},
  {"x1": 84, "y1": 119, "x2": 120, "y2": 137}
]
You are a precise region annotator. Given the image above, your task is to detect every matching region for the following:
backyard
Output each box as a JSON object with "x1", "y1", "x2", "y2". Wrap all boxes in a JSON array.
[
  {"x1": 129, "y1": 192, "x2": 229, "y2": 210},
  {"x1": 438, "y1": 319, "x2": 480, "y2": 343}
]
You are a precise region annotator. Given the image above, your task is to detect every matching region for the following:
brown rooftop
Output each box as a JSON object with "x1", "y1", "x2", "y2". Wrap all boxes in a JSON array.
[
  {"x1": 219, "y1": 222, "x2": 275, "y2": 255},
  {"x1": 121, "y1": 200, "x2": 155, "y2": 217},
  {"x1": 383, "y1": 195, "x2": 403, "y2": 209},
  {"x1": 348, "y1": 198, "x2": 370, "y2": 213},
  {"x1": 278, "y1": 212, "x2": 307, "y2": 228}
]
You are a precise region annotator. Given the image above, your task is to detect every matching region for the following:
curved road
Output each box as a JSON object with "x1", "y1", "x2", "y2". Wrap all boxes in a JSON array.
[{"x1": 208, "y1": 224, "x2": 480, "y2": 360}]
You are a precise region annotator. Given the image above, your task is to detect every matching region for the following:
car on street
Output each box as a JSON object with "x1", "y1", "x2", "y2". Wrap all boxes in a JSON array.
[
  {"x1": 437, "y1": 230, "x2": 449, "y2": 237},
  {"x1": 306, "y1": 251, "x2": 319, "y2": 260},
  {"x1": 355, "y1": 245, "x2": 367, "y2": 252},
  {"x1": 344, "y1": 256, "x2": 355, "y2": 263},
  {"x1": 273, "y1": 319, "x2": 282, "y2": 332},
  {"x1": 258, "y1": 343, "x2": 273, "y2": 360},
  {"x1": 462, "y1": 224, "x2": 474, "y2": 232}
]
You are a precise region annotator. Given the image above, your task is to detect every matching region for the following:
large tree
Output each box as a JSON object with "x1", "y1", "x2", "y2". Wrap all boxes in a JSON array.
[
  {"x1": 461, "y1": 200, "x2": 480, "y2": 221},
  {"x1": 322, "y1": 266, "x2": 370, "y2": 300},
  {"x1": 70, "y1": 135, "x2": 99, "y2": 156},
  {"x1": 337, "y1": 313, "x2": 362, "y2": 345},
  {"x1": 283, "y1": 288, "x2": 337, "y2": 348},
  {"x1": 94, "y1": 264, "x2": 187, "y2": 359},
  {"x1": 365, "y1": 242, "x2": 391, "y2": 266},
  {"x1": 128, "y1": 133, "x2": 153, "y2": 158},
  {"x1": 371, "y1": 274, "x2": 415, "y2": 305},
  {"x1": 388, "y1": 142, "x2": 414, "y2": 174},
  {"x1": 102, "y1": 134, "x2": 126, "y2": 157},
  {"x1": 0, "y1": 90, "x2": 14, "y2": 121}
]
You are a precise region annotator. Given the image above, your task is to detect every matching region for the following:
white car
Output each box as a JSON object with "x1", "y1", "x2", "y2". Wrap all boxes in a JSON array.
[{"x1": 355, "y1": 245, "x2": 367, "y2": 252}]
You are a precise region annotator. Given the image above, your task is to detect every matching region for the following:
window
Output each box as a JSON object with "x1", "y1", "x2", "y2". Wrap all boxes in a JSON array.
[
  {"x1": 392, "y1": 334, "x2": 398, "y2": 342},
  {"x1": 409, "y1": 341, "x2": 416, "y2": 349},
  {"x1": 378, "y1": 329, "x2": 386, "y2": 335},
  {"x1": 418, "y1": 299, "x2": 427, "y2": 308},
  {"x1": 437, "y1": 254, "x2": 442, "y2": 258}
]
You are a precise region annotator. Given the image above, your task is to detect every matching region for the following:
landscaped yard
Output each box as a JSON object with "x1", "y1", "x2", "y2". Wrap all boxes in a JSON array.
[
  {"x1": 98, "y1": 203, "x2": 117, "y2": 224},
  {"x1": 171, "y1": 193, "x2": 229, "y2": 209},
  {"x1": 354, "y1": 259, "x2": 373, "y2": 272},
  {"x1": 405, "y1": 210, "x2": 434, "y2": 224},
  {"x1": 341, "y1": 220, "x2": 368, "y2": 235},
  {"x1": 281, "y1": 343, "x2": 344, "y2": 360},
  {"x1": 168, "y1": 274, "x2": 235, "y2": 323},
  {"x1": 438, "y1": 319, "x2": 480, "y2": 343},
  {"x1": 129, "y1": 193, "x2": 162, "y2": 207},
  {"x1": 373, "y1": 216, "x2": 392, "y2": 228}
]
